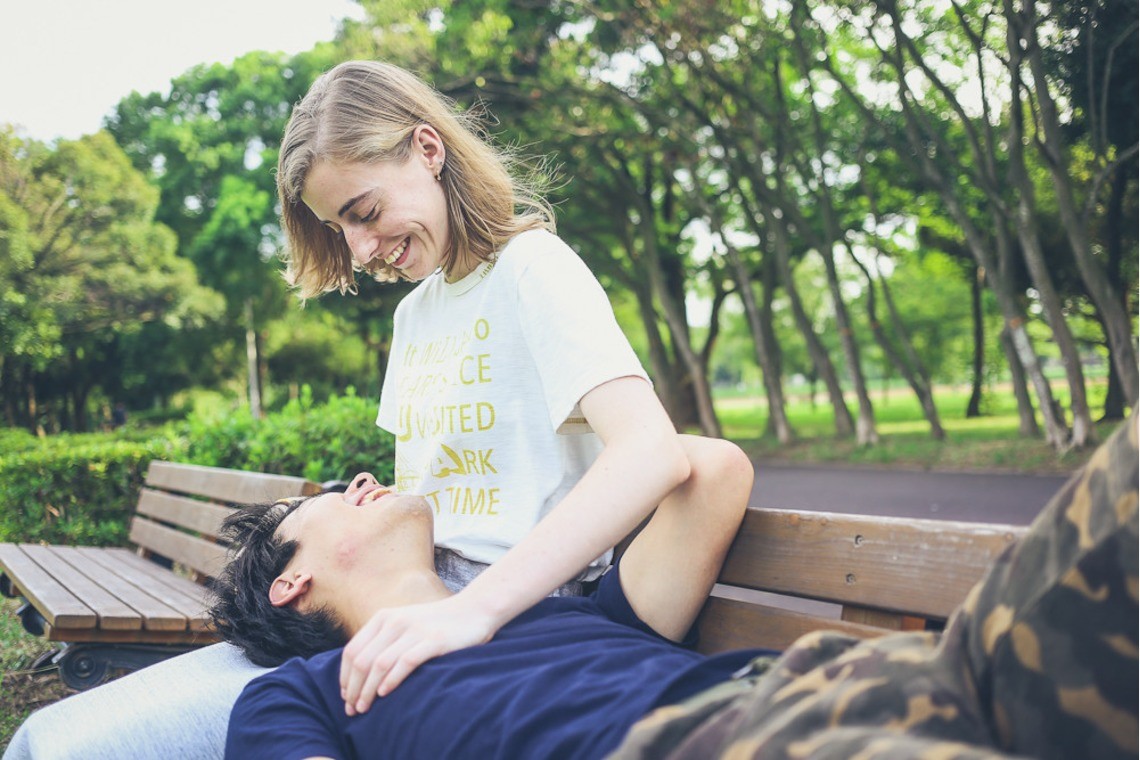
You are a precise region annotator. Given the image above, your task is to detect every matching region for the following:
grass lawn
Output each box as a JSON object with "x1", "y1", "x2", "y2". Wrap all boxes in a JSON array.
[{"x1": 718, "y1": 382, "x2": 1117, "y2": 474}]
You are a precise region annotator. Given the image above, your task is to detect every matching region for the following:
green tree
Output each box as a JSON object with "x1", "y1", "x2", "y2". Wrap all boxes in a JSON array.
[
  {"x1": 106, "y1": 49, "x2": 338, "y2": 417},
  {"x1": 0, "y1": 129, "x2": 221, "y2": 431}
]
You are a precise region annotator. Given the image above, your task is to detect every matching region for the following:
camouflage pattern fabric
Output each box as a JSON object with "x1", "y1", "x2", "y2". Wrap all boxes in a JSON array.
[{"x1": 610, "y1": 416, "x2": 1138, "y2": 760}]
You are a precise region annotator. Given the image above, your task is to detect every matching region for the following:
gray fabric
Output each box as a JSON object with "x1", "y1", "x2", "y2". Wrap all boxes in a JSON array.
[
  {"x1": 4, "y1": 548, "x2": 588, "y2": 758},
  {"x1": 3, "y1": 642, "x2": 267, "y2": 760},
  {"x1": 434, "y1": 546, "x2": 588, "y2": 597}
]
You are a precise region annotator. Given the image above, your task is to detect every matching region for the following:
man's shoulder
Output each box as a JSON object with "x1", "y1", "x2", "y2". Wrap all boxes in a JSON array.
[{"x1": 244, "y1": 648, "x2": 342, "y2": 696}]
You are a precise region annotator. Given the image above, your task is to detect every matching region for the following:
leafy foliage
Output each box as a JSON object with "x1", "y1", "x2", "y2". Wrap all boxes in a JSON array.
[
  {"x1": 0, "y1": 392, "x2": 394, "y2": 544},
  {"x1": 183, "y1": 388, "x2": 394, "y2": 485},
  {"x1": 0, "y1": 435, "x2": 178, "y2": 545}
]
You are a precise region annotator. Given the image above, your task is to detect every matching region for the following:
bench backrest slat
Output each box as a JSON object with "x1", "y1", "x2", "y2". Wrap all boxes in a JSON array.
[
  {"x1": 715, "y1": 508, "x2": 1025, "y2": 620},
  {"x1": 130, "y1": 462, "x2": 321, "y2": 582},
  {"x1": 697, "y1": 595, "x2": 886, "y2": 654},
  {"x1": 129, "y1": 519, "x2": 229, "y2": 580},
  {"x1": 135, "y1": 489, "x2": 234, "y2": 537},
  {"x1": 143, "y1": 461, "x2": 320, "y2": 506}
]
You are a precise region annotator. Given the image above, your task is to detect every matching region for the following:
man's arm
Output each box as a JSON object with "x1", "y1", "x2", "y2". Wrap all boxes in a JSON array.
[{"x1": 615, "y1": 434, "x2": 754, "y2": 642}]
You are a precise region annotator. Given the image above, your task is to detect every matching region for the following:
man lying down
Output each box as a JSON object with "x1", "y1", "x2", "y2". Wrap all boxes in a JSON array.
[{"x1": 212, "y1": 419, "x2": 1138, "y2": 760}]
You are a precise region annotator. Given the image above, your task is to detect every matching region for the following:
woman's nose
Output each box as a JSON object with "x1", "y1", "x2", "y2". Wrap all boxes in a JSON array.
[
  {"x1": 345, "y1": 472, "x2": 379, "y2": 497},
  {"x1": 343, "y1": 226, "x2": 374, "y2": 266}
]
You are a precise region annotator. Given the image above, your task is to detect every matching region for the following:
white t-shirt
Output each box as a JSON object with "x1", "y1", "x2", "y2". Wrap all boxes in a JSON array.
[{"x1": 376, "y1": 229, "x2": 649, "y2": 576}]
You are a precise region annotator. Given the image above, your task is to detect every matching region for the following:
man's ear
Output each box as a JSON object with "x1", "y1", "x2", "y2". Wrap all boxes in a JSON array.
[{"x1": 269, "y1": 570, "x2": 313, "y2": 608}]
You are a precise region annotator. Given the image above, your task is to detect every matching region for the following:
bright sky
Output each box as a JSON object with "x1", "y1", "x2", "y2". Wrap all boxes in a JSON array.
[{"x1": 0, "y1": 0, "x2": 364, "y2": 142}]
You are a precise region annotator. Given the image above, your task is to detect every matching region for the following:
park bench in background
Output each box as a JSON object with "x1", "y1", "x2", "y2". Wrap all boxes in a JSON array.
[
  {"x1": 696, "y1": 508, "x2": 1027, "y2": 654},
  {"x1": 0, "y1": 461, "x2": 320, "y2": 689}
]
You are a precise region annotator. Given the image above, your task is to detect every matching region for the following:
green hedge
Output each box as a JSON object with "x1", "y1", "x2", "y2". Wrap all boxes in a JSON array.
[
  {"x1": 0, "y1": 389, "x2": 396, "y2": 545},
  {"x1": 0, "y1": 437, "x2": 180, "y2": 546},
  {"x1": 183, "y1": 388, "x2": 395, "y2": 485}
]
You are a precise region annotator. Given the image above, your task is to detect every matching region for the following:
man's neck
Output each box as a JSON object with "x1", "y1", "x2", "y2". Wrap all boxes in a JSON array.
[{"x1": 340, "y1": 568, "x2": 453, "y2": 636}]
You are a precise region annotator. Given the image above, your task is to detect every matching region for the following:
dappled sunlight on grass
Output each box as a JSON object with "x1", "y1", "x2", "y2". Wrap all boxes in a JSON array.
[{"x1": 718, "y1": 381, "x2": 1117, "y2": 474}]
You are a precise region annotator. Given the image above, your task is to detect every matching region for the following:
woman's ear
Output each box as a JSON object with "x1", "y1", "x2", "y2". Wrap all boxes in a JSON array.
[
  {"x1": 269, "y1": 570, "x2": 313, "y2": 608},
  {"x1": 413, "y1": 124, "x2": 446, "y2": 171}
]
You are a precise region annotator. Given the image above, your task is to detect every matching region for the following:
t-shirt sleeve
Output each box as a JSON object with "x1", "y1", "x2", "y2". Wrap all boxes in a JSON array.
[
  {"x1": 592, "y1": 560, "x2": 700, "y2": 649},
  {"x1": 514, "y1": 232, "x2": 649, "y2": 433},
  {"x1": 225, "y1": 664, "x2": 345, "y2": 760}
]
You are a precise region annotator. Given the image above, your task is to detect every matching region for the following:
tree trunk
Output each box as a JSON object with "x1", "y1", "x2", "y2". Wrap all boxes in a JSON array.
[
  {"x1": 769, "y1": 215, "x2": 854, "y2": 437},
  {"x1": 1013, "y1": 0, "x2": 1139, "y2": 407},
  {"x1": 1005, "y1": 18, "x2": 1094, "y2": 447},
  {"x1": 819, "y1": 246, "x2": 878, "y2": 445},
  {"x1": 244, "y1": 297, "x2": 262, "y2": 421},
  {"x1": 838, "y1": 0, "x2": 1068, "y2": 448},
  {"x1": 1099, "y1": 164, "x2": 1130, "y2": 422},
  {"x1": 25, "y1": 368, "x2": 44, "y2": 437},
  {"x1": 849, "y1": 246, "x2": 944, "y2": 440},
  {"x1": 628, "y1": 267, "x2": 688, "y2": 429},
  {"x1": 72, "y1": 384, "x2": 89, "y2": 433},
  {"x1": 792, "y1": 27, "x2": 877, "y2": 446},
  {"x1": 1000, "y1": 327, "x2": 1040, "y2": 437},
  {"x1": 0, "y1": 356, "x2": 13, "y2": 428},
  {"x1": 697, "y1": 188, "x2": 794, "y2": 443},
  {"x1": 727, "y1": 243, "x2": 794, "y2": 443},
  {"x1": 966, "y1": 265, "x2": 986, "y2": 418},
  {"x1": 641, "y1": 230, "x2": 721, "y2": 438},
  {"x1": 758, "y1": 254, "x2": 789, "y2": 439}
]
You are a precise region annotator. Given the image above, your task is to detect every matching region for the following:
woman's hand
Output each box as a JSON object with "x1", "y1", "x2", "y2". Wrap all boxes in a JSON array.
[{"x1": 338, "y1": 594, "x2": 497, "y2": 715}]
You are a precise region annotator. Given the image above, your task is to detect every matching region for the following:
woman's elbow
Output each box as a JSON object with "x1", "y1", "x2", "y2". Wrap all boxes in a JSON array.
[{"x1": 681, "y1": 436, "x2": 754, "y2": 520}]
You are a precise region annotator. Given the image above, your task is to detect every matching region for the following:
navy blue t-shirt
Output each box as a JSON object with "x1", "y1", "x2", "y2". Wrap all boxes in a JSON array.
[{"x1": 226, "y1": 564, "x2": 768, "y2": 759}]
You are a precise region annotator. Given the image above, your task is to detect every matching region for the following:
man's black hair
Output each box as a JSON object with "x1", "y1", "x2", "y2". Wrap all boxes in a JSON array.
[{"x1": 209, "y1": 499, "x2": 349, "y2": 667}]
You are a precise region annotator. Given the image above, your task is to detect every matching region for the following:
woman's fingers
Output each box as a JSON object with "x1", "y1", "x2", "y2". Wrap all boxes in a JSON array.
[
  {"x1": 336, "y1": 596, "x2": 498, "y2": 715},
  {"x1": 340, "y1": 616, "x2": 401, "y2": 715}
]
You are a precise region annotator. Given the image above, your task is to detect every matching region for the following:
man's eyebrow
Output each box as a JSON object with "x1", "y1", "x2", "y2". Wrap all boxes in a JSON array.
[{"x1": 338, "y1": 191, "x2": 371, "y2": 218}]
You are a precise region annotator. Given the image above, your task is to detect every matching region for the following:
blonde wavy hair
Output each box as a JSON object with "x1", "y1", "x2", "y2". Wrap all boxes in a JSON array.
[{"x1": 277, "y1": 60, "x2": 555, "y2": 298}]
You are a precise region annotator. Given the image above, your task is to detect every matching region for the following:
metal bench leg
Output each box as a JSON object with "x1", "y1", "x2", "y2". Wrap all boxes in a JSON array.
[
  {"x1": 55, "y1": 642, "x2": 200, "y2": 691},
  {"x1": 16, "y1": 601, "x2": 46, "y2": 636}
]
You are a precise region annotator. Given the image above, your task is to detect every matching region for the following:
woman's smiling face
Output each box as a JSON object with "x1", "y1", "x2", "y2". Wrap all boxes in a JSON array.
[{"x1": 301, "y1": 125, "x2": 458, "y2": 283}]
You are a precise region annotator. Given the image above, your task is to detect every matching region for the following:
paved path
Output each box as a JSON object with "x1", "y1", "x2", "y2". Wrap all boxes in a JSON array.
[{"x1": 749, "y1": 462, "x2": 1070, "y2": 525}]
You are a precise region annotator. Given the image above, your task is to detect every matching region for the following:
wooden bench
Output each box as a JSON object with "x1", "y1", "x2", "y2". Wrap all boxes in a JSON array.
[
  {"x1": 0, "y1": 461, "x2": 320, "y2": 689},
  {"x1": 695, "y1": 508, "x2": 1026, "y2": 654},
  {"x1": 0, "y1": 460, "x2": 1025, "y2": 687}
]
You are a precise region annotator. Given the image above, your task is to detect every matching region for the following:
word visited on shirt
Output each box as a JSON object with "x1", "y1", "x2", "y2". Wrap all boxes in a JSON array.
[{"x1": 395, "y1": 401, "x2": 495, "y2": 442}]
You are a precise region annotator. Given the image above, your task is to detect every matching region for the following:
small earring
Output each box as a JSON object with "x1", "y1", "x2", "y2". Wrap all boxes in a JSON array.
[{"x1": 435, "y1": 163, "x2": 444, "y2": 181}]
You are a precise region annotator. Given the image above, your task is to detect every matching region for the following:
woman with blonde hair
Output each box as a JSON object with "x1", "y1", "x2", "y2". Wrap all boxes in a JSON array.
[{"x1": 275, "y1": 59, "x2": 748, "y2": 717}]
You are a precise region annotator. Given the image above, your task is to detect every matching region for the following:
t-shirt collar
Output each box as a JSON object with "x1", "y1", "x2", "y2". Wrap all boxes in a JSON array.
[{"x1": 443, "y1": 259, "x2": 495, "y2": 295}]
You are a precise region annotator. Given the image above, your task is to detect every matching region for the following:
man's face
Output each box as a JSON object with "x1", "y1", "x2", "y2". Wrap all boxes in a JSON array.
[{"x1": 274, "y1": 473, "x2": 433, "y2": 591}]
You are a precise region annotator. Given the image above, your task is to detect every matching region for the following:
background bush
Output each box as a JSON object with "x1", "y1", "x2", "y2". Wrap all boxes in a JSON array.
[
  {"x1": 0, "y1": 437, "x2": 180, "y2": 546},
  {"x1": 183, "y1": 387, "x2": 394, "y2": 485},
  {"x1": 0, "y1": 389, "x2": 395, "y2": 545}
]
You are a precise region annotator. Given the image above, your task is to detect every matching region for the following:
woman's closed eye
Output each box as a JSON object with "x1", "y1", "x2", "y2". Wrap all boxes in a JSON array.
[{"x1": 360, "y1": 205, "x2": 379, "y2": 223}]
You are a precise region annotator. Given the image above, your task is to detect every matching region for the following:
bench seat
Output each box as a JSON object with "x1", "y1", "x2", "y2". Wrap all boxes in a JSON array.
[{"x1": 0, "y1": 461, "x2": 320, "y2": 688}]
